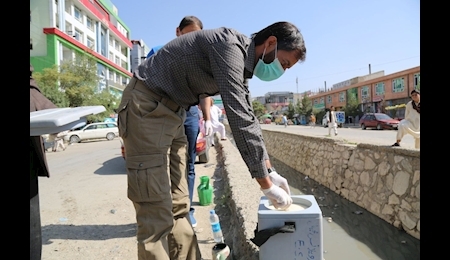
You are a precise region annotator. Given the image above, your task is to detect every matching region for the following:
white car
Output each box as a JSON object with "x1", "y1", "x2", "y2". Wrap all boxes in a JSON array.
[{"x1": 64, "y1": 122, "x2": 119, "y2": 143}]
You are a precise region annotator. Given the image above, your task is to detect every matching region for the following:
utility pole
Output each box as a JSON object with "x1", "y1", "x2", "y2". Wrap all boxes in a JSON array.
[
  {"x1": 296, "y1": 77, "x2": 298, "y2": 105},
  {"x1": 369, "y1": 64, "x2": 371, "y2": 74}
]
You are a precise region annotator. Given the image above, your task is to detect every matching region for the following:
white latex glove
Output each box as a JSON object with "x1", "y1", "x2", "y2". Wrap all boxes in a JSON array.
[
  {"x1": 204, "y1": 120, "x2": 213, "y2": 136},
  {"x1": 262, "y1": 184, "x2": 293, "y2": 210},
  {"x1": 269, "y1": 171, "x2": 291, "y2": 195}
]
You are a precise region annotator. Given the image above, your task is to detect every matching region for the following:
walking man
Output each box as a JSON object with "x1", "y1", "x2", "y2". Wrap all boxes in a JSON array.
[{"x1": 327, "y1": 106, "x2": 338, "y2": 136}]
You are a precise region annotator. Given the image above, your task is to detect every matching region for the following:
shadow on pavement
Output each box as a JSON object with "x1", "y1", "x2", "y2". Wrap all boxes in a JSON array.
[
  {"x1": 42, "y1": 223, "x2": 136, "y2": 243},
  {"x1": 94, "y1": 156, "x2": 126, "y2": 175}
]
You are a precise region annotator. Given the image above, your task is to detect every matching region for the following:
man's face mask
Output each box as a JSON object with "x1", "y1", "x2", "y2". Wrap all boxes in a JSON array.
[{"x1": 254, "y1": 43, "x2": 285, "y2": 81}]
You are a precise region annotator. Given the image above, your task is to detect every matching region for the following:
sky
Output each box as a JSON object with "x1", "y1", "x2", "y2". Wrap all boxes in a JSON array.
[{"x1": 111, "y1": 0, "x2": 420, "y2": 98}]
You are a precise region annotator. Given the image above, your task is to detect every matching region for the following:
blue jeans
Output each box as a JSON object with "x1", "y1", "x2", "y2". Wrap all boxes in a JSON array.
[{"x1": 184, "y1": 106, "x2": 199, "y2": 212}]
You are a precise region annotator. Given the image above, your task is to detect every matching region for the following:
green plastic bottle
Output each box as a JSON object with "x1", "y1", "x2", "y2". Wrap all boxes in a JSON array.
[{"x1": 197, "y1": 176, "x2": 213, "y2": 206}]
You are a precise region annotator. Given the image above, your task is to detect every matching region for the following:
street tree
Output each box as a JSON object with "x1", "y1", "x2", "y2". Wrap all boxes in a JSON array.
[
  {"x1": 344, "y1": 89, "x2": 360, "y2": 118},
  {"x1": 33, "y1": 51, "x2": 118, "y2": 122},
  {"x1": 287, "y1": 102, "x2": 295, "y2": 118},
  {"x1": 298, "y1": 95, "x2": 312, "y2": 116},
  {"x1": 33, "y1": 65, "x2": 69, "y2": 107},
  {"x1": 252, "y1": 100, "x2": 265, "y2": 118}
]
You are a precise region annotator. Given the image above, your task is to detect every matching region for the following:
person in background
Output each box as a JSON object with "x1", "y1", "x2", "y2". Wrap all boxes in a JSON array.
[
  {"x1": 30, "y1": 64, "x2": 58, "y2": 260},
  {"x1": 392, "y1": 89, "x2": 420, "y2": 148},
  {"x1": 282, "y1": 114, "x2": 288, "y2": 127},
  {"x1": 200, "y1": 97, "x2": 227, "y2": 146},
  {"x1": 50, "y1": 131, "x2": 68, "y2": 152},
  {"x1": 326, "y1": 106, "x2": 338, "y2": 136},
  {"x1": 309, "y1": 114, "x2": 316, "y2": 128},
  {"x1": 118, "y1": 21, "x2": 306, "y2": 260}
]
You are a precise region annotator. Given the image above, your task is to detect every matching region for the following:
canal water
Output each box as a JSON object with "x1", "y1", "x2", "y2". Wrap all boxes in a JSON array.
[{"x1": 271, "y1": 157, "x2": 420, "y2": 260}]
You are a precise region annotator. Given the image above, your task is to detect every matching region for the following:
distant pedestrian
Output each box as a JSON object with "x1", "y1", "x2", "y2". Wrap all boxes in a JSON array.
[
  {"x1": 53, "y1": 131, "x2": 68, "y2": 152},
  {"x1": 309, "y1": 114, "x2": 316, "y2": 128},
  {"x1": 326, "y1": 106, "x2": 338, "y2": 136},
  {"x1": 282, "y1": 115, "x2": 288, "y2": 127},
  {"x1": 392, "y1": 89, "x2": 420, "y2": 148}
]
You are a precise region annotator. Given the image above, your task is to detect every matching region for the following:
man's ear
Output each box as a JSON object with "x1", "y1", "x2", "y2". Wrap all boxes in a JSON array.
[
  {"x1": 263, "y1": 36, "x2": 278, "y2": 50},
  {"x1": 175, "y1": 27, "x2": 181, "y2": 37}
]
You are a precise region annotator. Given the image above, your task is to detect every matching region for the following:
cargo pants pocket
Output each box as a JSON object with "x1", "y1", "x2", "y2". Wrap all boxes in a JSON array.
[{"x1": 126, "y1": 154, "x2": 171, "y2": 203}]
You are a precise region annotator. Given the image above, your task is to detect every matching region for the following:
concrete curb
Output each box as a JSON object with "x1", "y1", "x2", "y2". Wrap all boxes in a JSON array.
[{"x1": 214, "y1": 135, "x2": 260, "y2": 260}]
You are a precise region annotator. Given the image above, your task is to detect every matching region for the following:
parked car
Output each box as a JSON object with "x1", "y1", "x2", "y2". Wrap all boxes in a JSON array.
[
  {"x1": 359, "y1": 113, "x2": 400, "y2": 130},
  {"x1": 64, "y1": 122, "x2": 119, "y2": 143},
  {"x1": 120, "y1": 118, "x2": 211, "y2": 163}
]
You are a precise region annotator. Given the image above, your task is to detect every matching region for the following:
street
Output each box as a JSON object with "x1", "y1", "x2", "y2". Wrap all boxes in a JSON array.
[
  {"x1": 39, "y1": 138, "x2": 220, "y2": 260},
  {"x1": 260, "y1": 123, "x2": 417, "y2": 150}
]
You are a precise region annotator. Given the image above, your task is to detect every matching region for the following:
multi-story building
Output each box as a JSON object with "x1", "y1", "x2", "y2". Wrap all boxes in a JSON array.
[
  {"x1": 309, "y1": 66, "x2": 420, "y2": 118},
  {"x1": 130, "y1": 39, "x2": 151, "y2": 73},
  {"x1": 264, "y1": 91, "x2": 294, "y2": 112},
  {"x1": 30, "y1": 0, "x2": 133, "y2": 98}
]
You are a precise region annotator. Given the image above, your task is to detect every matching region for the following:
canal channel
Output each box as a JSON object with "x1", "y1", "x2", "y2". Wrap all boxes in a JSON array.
[{"x1": 271, "y1": 157, "x2": 420, "y2": 260}]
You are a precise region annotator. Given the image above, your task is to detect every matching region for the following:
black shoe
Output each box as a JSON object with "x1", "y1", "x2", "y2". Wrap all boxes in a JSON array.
[{"x1": 391, "y1": 143, "x2": 400, "y2": 147}]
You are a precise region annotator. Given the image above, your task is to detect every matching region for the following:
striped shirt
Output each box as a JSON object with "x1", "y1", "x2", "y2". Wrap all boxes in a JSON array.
[{"x1": 134, "y1": 27, "x2": 270, "y2": 179}]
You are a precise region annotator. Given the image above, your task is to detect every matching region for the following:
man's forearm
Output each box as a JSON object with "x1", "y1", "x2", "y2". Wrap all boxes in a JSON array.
[
  {"x1": 255, "y1": 159, "x2": 273, "y2": 189},
  {"x1": 199, "y1": 98, "x2": 211, "y2": 121}
]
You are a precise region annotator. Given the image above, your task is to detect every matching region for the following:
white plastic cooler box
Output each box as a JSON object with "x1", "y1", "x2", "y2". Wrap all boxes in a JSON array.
[{"x1": 258, "y1": 195, "x2": 323, "y2": 260}]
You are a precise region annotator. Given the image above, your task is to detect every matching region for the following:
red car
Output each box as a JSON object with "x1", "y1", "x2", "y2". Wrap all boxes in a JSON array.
[
  {"x1": 359, "y1": 113, "x2": 400, "y2": 130},
  {"x1": 120, "y1": 118, "x2": 211, "y2": 163}
]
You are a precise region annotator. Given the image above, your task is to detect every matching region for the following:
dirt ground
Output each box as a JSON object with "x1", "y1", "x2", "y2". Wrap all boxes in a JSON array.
[{"x1": 39, "y1": 139, "x2": 226, "y2": 260}]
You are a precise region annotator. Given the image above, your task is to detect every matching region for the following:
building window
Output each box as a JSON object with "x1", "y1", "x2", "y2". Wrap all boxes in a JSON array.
[
  {"x1": 122, "y1": 77, "x2": 128, "y2": 85},
  {"x1": 74, "y1": 7, "x2": 82, "y2": 21},
  {"x1": 109, "y1": 52, "x2": 114, "y2": 61},
  {"x1": 87, "y1": 37, "x2": 95, "y2": 49},
  {"x1": 327, "y1": 95, "x2": 332, "y2": 104},
  {"x1": 320, "y1": 97, "x2": 324, "y2": 104},
  {"x1": 115, "y1": 56, "x2": 120, "y2": 65},
  {"x1": 115, "y1": 73, "x2": 120, "y2": 83},
  {"x1": 109, "y1": 36, "x2": 114, "y2": 46},
  {"x1": 361, "y1": 86, "x2": 370, "y2": 99},
  {"x1": 109, "y1": 71, "x2": 114, "y2": 80},
  {"x1": 339, "y1": 92, "x2": 346, "y2": 102},
  {"x1": 314, "y1": 99, "x2": 318, "y2": 105},
  {"x1": 74, "y1": 29, "x2": 82, "y2": 42},
  {"x1": 115, "y1": 40, "x2": 120, "y2": 51},
  {"x1": 64, "y1": 0, "x2": 70, "y2": 13},
  {"x1": 86, "y1": 17, "x2": 94, "y2": 31},
  {"x1": 65, "y1": 21, "x2": 72, "y2": 35},
  {"x1": 392, "y1": 77, "x2": 405, "y2": 93},
  {"x1": 375, "y1": 82, "x2": 385, "y2": 96},
  {"x1": 414, "y1": 73, "x2": 420, "y2": 90}
]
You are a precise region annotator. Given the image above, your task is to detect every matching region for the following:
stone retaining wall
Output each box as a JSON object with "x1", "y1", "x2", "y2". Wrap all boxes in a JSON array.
[
  {"x1": 261, "y1": 130, "x2": 420, "y2": 239},
  {"x1": 213, "y1": 126, "x2": 420, "y2": 259}
]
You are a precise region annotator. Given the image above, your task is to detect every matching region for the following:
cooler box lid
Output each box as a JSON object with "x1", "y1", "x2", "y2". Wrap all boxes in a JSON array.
[{"x1": 30, "y1": 106, "x2": 105, "y2": 136}]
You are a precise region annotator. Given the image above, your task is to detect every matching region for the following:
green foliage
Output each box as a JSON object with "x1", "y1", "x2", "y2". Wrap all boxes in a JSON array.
[
  {"x1": 298, "y1": 95, "x2": 312, "y2": 116},
  {"x1": 344, "y1": 88, "x2": 360, "y2": 117},
  {"x1": 33, "y1": 65, "x2": 69, "y2": 107},
  {"x1": 252, "y1": 100, "x2": 265, "y2": 118},
  {"x1": 294, "y1": 98, "x2": 302, "y2": 114},
  {"x1": 33, "y1": 51, "x2": 119, "y2": 123},
  {"x1": 287, "y1": 102, "x2": 295, "y2": 118}
]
